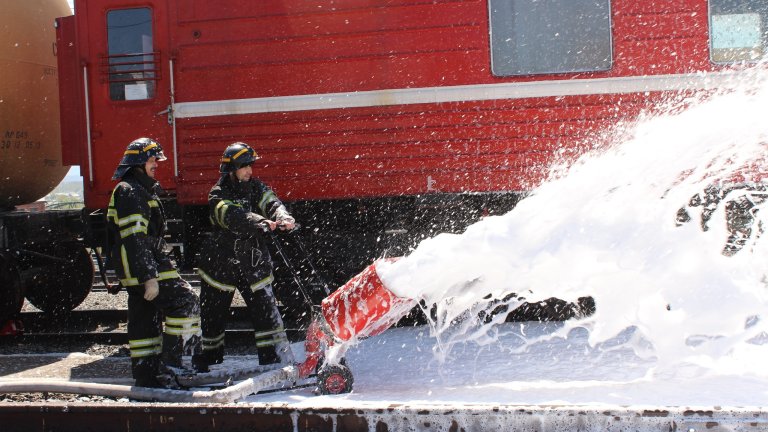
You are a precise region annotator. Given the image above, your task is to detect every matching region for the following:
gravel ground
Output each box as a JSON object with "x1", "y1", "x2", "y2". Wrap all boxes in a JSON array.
[{"x1": 21, "y1": 275, "x2": 249, "y2": 313}]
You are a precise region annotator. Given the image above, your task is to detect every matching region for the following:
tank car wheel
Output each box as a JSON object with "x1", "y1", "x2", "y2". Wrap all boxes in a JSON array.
[
  {"x1": 317, "y1": 363, "x2": 354, "y2": 395},
  {"x1": 0, "y1": 253, "x2": 25, "y2": 322},
  {"x1": 23, "y1": 241, "x2": 94, "y2": 315}
]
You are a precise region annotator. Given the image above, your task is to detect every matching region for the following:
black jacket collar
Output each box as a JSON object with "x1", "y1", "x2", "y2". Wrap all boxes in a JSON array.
[
  {"x1": 124, "y1": 167, "x2": 159, "y2": 192},
  {"x1": 221, "y1": 173, "x2": 252, "y2": 195}
]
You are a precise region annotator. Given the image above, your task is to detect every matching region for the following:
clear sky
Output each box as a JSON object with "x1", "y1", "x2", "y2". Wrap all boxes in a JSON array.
[{"x1": 64, "y1": 166, "x2": 80, "y2": 180}]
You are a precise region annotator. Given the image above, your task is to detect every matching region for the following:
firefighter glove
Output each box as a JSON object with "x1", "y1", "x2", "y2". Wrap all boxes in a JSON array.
[
  {"x1": 259, "y1": 219, "x2": 277, "y2": 232},
  {"x1": 277, "y1": 215, "x2": 295, "y2": 231},
  {"x1": 143, "y1": 278, "x2": 160, "y2": 301}
]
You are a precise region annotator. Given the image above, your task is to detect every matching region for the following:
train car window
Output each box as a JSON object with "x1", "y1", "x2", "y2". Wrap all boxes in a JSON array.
[
  {"x1": 709, "y1": 0, "x2": 768, "y2": 63},
  {"x1": 488, "y1": 0, "x2": 612, "y2": 76},
  {"x1": 106, "y1": 8, "x2": 156, "y2": 101}
]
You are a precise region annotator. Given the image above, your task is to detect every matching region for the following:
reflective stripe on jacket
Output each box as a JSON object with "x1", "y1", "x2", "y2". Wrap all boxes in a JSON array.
[
  {"x1": 197, "y1": 174, "x2": 291, "y2": 286},
  {"x1": 107, "y1": 169, "x2": 179, "y2": 287}
]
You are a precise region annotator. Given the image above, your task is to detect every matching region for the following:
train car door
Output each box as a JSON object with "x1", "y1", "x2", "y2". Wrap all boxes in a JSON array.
[{"x1": 83, "y1": 1, "x2": 173, "y2": 205}]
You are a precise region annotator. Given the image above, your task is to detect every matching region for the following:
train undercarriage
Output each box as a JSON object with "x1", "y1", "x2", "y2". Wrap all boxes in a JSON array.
[
  {"x1": 0, "y1": 191, "x2": 524, "y2": 328},
  {"x1": 0, "y1": 210, "x2": 94, "y2": 327}
]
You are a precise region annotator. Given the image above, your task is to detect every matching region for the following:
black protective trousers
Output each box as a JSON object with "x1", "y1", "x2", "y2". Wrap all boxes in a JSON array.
[
  {"x1": 126, "y1": 278, "x2": 202, "y2": 382},
  {"x1": 195, "y1": 278, "x2": 291, "y2": 366}
]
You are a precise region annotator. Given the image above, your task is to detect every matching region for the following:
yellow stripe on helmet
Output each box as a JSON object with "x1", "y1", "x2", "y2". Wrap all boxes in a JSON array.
[{"x1": 231, "y1": 148, "x2": 249, "y2": 160}]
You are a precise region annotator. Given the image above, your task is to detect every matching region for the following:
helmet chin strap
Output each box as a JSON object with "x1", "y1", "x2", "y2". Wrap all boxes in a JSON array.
[
  {"x1": 229, "y1": 171, "x2": 244, "y2": 183},
  {"x1": 134, "y1": 166, "x2": 152, "y2": 179}
]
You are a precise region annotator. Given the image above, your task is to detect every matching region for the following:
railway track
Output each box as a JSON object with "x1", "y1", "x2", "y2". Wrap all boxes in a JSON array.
[
  {"x1": 9, "y1": 306, "x2": 309, "y2": 348},
  {"x1": 11, "y1": 263, "x2": 356, "y2": 349}
]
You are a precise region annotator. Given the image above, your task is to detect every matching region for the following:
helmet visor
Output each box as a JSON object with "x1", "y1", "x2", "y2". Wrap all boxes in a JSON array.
[
  {"x1": 153, "y1": 149, "x2": 168, "y2": 161},
  {"x1": 141, "y1": 141, "x2": 167, "y2": 161}
]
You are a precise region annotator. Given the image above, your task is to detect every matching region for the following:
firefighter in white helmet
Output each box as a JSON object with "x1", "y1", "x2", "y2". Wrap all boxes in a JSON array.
[
  {"x1": 108, "y1": 137, "x2": 204, "y2": 387},
  {"x1": 193, "y1": 142, "x2": 295, "y2": 371}
]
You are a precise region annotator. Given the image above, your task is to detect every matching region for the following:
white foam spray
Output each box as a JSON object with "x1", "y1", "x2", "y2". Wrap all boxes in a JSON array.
[{"x1": 377, "y1": 66, "x2": 768, "y2": 379}]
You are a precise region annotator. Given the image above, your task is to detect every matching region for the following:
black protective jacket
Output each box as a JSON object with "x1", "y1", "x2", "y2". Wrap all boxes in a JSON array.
[
  {"x1": 197, "y1": 174, "x2": 292, "y2": 291},
  {"x1": 107, "y1": 168, "x2": 179, "y2": 287}
]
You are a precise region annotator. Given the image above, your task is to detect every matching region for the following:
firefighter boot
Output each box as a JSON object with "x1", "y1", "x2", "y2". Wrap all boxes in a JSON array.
[
  {"x1": 183, "y1": 334, "x2": 209, "y2": 373},
  {"x1": 192, "y1": 344, "x2": 224, "y2": 372},
  {"x1": 132, "y1": 355, "x2": 163, "y2": 388},
  {"x1": 192, "y1": 357, "x2": 210, "y2": 373},
  {"x1": 257, "y1": 346, "x2": 281, "y2": 365},
  {"x1": 161, "y1": 332, "x2": 184, "y2": 369}
]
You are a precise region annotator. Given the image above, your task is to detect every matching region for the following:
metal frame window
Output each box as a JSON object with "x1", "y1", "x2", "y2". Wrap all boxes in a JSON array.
[
  {"x1": 488, "y1": 0, "x2": 612, "y2": 76},
  {"x1": 709, "y1": 0, "x2": 768, "y2": 63},
  {"x1": 104, "y1": 7, "x2": 158, "y2": 101}
]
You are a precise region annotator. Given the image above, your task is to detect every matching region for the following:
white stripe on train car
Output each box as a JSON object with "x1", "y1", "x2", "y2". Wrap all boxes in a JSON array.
[{"x1": 172, "y1": 71, "x2": 748, "y2": 119}]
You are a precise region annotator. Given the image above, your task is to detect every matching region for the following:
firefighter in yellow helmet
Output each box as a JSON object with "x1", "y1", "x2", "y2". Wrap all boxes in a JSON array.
[
  {"x1": 193, "y1": 142, "x2": 295, "y2": 371},
  {"x1": 108, "y1": 138, "x2": 204, "y2": 387}
]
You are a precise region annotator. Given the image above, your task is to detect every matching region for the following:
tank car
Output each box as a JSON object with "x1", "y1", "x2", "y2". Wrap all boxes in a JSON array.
[
  {"x1": 0, "y1": 0, "x2": 71, "y2": 208},
  {"x1": 0, "y1": 0, "x2": 93, "y2": 325}
]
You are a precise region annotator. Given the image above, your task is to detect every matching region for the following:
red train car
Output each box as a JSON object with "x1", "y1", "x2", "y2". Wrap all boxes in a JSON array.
[{"x1": 51, "y1": 0, "x2": 768, "y2": 314}]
